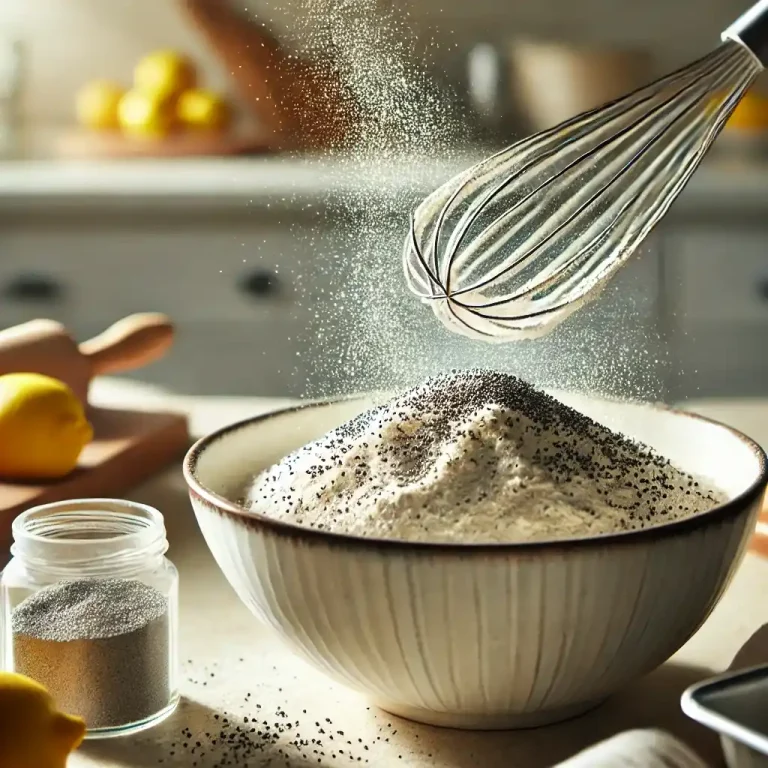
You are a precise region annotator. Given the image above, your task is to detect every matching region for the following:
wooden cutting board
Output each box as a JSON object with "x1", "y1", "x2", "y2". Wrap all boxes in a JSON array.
[
  {"x1": 0, "y1": 314, "x2": 190, "y2": 559},
  {"x1": 0, "y1": 406, "x2": 189, "y2": 558}
]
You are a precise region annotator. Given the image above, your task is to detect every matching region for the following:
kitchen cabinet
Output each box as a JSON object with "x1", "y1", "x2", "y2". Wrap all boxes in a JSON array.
[
  {"x1": 670, "y1": 227, "x2": 768, "y2": 324},
  {"x1": 0, "y1": 206, "x2": 366, "y2": 397},
  {"x1": 663, "y1": 225, "x2": 768, "y2": 399},
  {"x1": 1, "y1": 156, "x2": 767, "y2": 400},
  {"x1": 0, "y1": 209, "x2": 720, "y2": 401},
  {"x1": 0, "y1": 224, "x2": 343, "y2": 326}
]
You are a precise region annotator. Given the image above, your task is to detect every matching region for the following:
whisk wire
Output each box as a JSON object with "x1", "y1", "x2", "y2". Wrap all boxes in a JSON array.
[
  {"x1": 405, "y1": 38, "x2": 762, "y2": 340},
  {"x1": 441, "y1": 48, "x2": 739, "y2": 294},
  {"x1": 440, "y1": 46, "x2": 736, "y2": 285},
  {"x1": 445, "y1": 55, "x2": 734, "y2": 302},
  {"x1": 461, "y1": 51, "x2": 751, "y2": 306}
]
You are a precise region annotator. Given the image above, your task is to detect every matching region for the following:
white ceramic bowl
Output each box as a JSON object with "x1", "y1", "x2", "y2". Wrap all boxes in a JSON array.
[{"x1": 184, "y1": 393, "x2": 767, "y2": 730}]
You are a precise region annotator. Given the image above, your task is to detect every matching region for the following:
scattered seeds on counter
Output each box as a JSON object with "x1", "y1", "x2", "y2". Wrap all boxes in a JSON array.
[{"x1": 161, "y1": 660, "x2": 409, "y2": 767}]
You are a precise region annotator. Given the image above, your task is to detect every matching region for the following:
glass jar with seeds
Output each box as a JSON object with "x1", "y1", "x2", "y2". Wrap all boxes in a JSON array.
[{"x1": 0, "y1": 498, "x2": 179, "y2": 738}]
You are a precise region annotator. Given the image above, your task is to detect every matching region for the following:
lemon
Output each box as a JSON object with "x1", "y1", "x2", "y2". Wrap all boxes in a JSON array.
[
  {"x1": 727, "y1": 92, "x2": 768, "y2": 131},
  {"x1": 0, "y1": 373, "x2": 92, "y2": 480},
  {"x1": 0, "y1": 671, "x2": 86, "y2": 768},
  {"x1": 177, "y1": 88, "x2": 230, "y2": 131},
  {"x1": 118, "y1": 88, "x2": 174, "y2": 139},
  {"x1": 75, "y1": 80, "x2": 125, "y2": 131},
  {"x1": 134, "y1": 50, "x2": 196, "y2": 101}
]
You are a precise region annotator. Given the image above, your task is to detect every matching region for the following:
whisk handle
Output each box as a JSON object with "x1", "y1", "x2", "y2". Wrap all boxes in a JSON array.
[{"x1": 722, "y1": 0, "x2": 768, "y2": 67}]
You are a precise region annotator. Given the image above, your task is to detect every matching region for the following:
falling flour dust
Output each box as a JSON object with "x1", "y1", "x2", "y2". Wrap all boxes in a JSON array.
[
  {"x1": 247, "y1": 370, "x2": 723, "y2": 543},
  {"x1": 241, "y1": 0, "x2": 672, "y2": 402}
]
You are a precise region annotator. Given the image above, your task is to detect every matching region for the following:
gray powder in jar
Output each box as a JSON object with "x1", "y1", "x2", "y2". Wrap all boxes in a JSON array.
[{"x1": 11, "y1": 578, "x2": 171, "y2": 730}]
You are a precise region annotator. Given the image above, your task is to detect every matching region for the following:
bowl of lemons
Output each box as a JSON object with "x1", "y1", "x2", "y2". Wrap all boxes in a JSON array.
[{"x1": 68, "y1": 49, "x2": 249, "y2": 157}]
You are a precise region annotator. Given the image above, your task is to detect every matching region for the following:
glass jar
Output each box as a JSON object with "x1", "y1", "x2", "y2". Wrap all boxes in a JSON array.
[{"x1": 1, "y1": 498, "x2": 179, "y2": 739}]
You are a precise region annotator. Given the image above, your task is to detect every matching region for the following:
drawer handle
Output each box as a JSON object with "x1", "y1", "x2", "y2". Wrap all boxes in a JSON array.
[
  {"x1": 758, "y1": 279, "x2": 768, "y2": 301},
  {"x1": 238, "y1": 270, "x2": 279, "y2": 298},
  {"x1": 1, "y1": 273, "x2": 64, "y2": 301}
]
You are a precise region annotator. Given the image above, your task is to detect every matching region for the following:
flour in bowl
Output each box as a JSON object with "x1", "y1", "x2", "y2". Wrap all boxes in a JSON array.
[{"x1": 247, "y1": 370, "x2": 724, "y2": 543}]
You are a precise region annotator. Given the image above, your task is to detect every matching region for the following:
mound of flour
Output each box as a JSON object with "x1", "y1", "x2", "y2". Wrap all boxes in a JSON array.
[{"x1": 247, "y1": 370, "x2": 723, "y2": 543}]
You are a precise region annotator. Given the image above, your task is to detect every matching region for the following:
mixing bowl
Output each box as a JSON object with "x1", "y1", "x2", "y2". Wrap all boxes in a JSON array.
[{"x1": 183, "y1": 393, "x2": 767, "y2": 730}]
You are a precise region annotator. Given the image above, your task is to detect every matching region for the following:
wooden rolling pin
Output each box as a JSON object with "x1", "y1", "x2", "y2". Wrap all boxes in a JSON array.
[{"x1": 0, "y1": 313, "x2": 174, "y2": 405}]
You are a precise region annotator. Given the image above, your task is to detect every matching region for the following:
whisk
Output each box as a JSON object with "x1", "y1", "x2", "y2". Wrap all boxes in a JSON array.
[{"x1": 404, "y1": 1, "x2": 768, "y2": 341}]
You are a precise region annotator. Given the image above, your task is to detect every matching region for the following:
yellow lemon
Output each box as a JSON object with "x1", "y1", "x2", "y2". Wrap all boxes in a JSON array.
[
  {"x1": 0, "y1": 373, "x2": 92, "y2": 480},
  {"x1": 726, "y1": 92, "x2": 768, "y2": 131},
  {"x1": 134, "y1": 50, "x2": 196, "y2": 101},
  {"x1": 75, "y1": 80, "x2": 125, "y2": 131},
  {"x1": 0, "y1": 671, "x2": 86, "y2": 768},
  {"x1": 177, "y1": 88, "x2": 231, "y2": 131},
  {"x1": 117, "y1": 88, "x2": 174, "y2": 139}
]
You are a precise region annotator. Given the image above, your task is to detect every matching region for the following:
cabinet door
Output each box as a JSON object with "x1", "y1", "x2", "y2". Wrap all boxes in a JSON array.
[
  {"x1": 669, "y1": 227, "x2": 768, "y2": 324},
  {"x1": 0, "y1": 246, "x2": 75, "y2": 329},
  {"x1": 665, "y1": 226, "x2": 768, "y2": 397},
  {"x1": 0, "y1": 218, "x2": 356, "y2": 397},
  {"x1": 78, "y1": 316, "x2": 315, "y2": 398},
  {"x1": 0, "y1": 222, "x2": 350, "y2": 332}
]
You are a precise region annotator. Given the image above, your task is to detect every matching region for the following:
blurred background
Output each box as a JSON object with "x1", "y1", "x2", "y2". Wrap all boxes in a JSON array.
[{"x1": 0, "y1": 0, "x2": 766, "y2": 402}]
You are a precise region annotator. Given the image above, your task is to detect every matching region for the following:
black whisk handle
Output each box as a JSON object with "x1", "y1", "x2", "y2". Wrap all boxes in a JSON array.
[{"x1": 723, "y1": 0, "x2": 768, "y2": 67}]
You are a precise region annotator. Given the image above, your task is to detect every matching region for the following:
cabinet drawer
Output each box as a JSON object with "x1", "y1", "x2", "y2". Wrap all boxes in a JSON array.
[
  {"x1": 670, "y1": 324, "x2": 768, "y2": 398},
  {"x1": 79, "y1": 313, "x2": 321, "y2": 398},
  {"x1": 0, "y1": 253, "x2": 76, "y2": 331},
  {"x1": 0, "y1": 223, "x2": 350, "y2": 327},
  {"x1": 666, "y1": 228, "x2": 768, "y2": 324}
]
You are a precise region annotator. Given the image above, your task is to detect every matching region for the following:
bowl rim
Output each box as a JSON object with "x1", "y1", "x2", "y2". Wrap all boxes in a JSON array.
[{"x1": 183, "y1": 394, "x2": 768, "y2": 553}]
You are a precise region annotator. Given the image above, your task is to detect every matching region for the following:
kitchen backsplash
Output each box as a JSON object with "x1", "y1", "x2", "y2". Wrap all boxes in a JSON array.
[{"x1": 0, "y1": 0, "x2": 758, "y2": 126}]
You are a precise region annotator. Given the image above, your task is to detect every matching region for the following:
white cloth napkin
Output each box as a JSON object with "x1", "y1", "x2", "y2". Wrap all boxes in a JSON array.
[
  {"x1": 553, "y1": 728, "x2": 709, "y2": 768},
  {"x1": 554, "y1": 622, "x2": 768, "y2": 768}
]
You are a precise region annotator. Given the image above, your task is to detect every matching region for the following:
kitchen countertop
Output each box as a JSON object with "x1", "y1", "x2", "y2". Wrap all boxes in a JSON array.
[
  {"x1": 62, "y1": 380, "x2": 768, "y2": 767},
  {"x1": 0, "y1": 155, "x2": 474, "y2": 213},
  {"x1": 0, "y1": 153, "x2": 766, "y2": 216}
]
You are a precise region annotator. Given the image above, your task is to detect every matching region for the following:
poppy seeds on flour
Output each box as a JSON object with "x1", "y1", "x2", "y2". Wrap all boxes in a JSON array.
[{"x1": 247, "y1": 369, "x2": 722, "y2": 542}]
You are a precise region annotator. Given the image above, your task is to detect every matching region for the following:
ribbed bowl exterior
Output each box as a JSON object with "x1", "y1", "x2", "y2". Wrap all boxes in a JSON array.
[
  {"x1": 189, "y1": 489, "x2": 757, "y2": 729},
  {"x1": 185, "y1": 396, "x2": 765, "y2": 729}
]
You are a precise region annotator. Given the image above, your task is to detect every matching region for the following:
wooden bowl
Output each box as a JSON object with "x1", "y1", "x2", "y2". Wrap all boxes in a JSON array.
[{"x1": 54, "y1": 129, "x2": 271, "y2": 160}]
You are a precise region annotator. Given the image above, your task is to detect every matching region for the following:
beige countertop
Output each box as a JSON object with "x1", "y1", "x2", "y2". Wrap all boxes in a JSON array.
[
  {"x1": 63, "y1": 381, "x2": 768, "y2": 767},
  {"x1": 0, "y1": 155, "x2": 764, "y2": 214}
]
